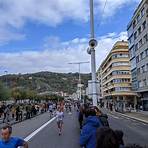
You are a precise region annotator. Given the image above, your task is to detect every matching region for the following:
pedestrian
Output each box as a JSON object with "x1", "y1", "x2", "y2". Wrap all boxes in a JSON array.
[
  {"x1": 3, "y1": 106, "x2": 10, "y2": 123},
  {"x1": 94, "y1": 106, "x2": 109, "y2": 127},
  {"x1": 56, "y1": 106, "x2": 64, "y2": 136},
  {"x1": 0, "y1": 125, "x2": 28, "y2": 148},
  {"x1": 115, "y1": 130, "x2": 124, "y2": 148},
  {"x1": 80, "y1": 108, "x2": 102, "y2": 148},
  {"x1": 48, "y1": 103, "x2": 53, "y2": 118},
  {"x1": 78, "y1": 106, "x2": 84, "y2": 130},
  {"x1": 96, "y1": 127, "x2": 119, "y2": 148}
]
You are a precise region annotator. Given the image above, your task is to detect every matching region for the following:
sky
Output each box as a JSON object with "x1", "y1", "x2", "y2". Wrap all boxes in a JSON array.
[{"x1": 0, "y1": 0, "x2": 141, "y2": 75}]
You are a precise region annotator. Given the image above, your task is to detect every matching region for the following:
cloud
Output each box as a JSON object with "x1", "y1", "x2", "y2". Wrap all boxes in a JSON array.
[
  {"x1": 0, "y1": 28, "x2": 25, "y2": 45},
  {"x1": 0, "y1": 0, "x2": 140, "y2": 45},
  {"x1": 96, "y1": 0, "x2": 140, "y2": 18},
  {"x1": 0, "y1": 31, "x2": 127, "y2": 74}
]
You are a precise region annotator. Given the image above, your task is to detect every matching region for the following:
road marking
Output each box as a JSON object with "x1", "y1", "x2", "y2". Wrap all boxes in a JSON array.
[
  {"x1": 24, "y1": 117, "x2": 56, "y2": 141},
  {"x1": 108, "y1": 114, "x2": 119, "y2": 119}
]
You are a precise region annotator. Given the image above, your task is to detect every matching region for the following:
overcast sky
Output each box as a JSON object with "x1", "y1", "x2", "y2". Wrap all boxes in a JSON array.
[{"x1": 0, "y1": 0, "x2": 140, "y2": 75}]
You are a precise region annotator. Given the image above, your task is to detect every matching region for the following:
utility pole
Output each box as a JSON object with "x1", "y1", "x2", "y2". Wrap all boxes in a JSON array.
[
  {"x1": 68, "y1": 62, "x2": 89, "y2": 102},
  {"x1": 87, "y1": 0, "x2": 98, "y2": 106}
]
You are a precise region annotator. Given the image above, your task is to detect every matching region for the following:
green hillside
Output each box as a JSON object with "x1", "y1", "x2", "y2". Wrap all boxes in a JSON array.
[{"x1": 0, "y1": 72, "x2": 91, "y2": 94}]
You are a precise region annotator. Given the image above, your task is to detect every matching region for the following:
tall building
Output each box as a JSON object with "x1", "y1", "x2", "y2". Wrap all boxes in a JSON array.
[
  {"x1": 97, "y1": 41, "x2": 137, "y2": 112},
  {"x1": 127, "y1": 0, "x2": 148, "y2": 111}
]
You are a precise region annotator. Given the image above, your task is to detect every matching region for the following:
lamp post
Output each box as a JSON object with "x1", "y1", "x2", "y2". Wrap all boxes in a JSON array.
[
  {"x1": 87, "y1": 0, "x2": 98, "y2": 106},
  {"x1": 68, "y1": 62, "x2": 89, "y2": 102}
]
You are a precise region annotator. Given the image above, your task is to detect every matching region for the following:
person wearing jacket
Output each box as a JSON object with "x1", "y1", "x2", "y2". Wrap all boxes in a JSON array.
[{"x1": 80, "y1": 108, "x2": 102, "y2": 148}]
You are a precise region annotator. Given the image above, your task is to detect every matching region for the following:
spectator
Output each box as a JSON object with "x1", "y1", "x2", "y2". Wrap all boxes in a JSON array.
[
  {"x1": 115, "y1": 130, "x2": 124, "y2": 148},
  {"x1": 94, "y1": 106, "x2": 109, "y2": 127},
  {"x1": 80, "y1": 108, "x2": 102, "y2": 148},
  {"x1": 78, "y1": 106, "x2": 84, "y2": 129},
  {"x1": 96, "y1": 127, "x2": 119, "y2": 148},
  {"x1": 0, "y1": 125, "x2": 28, "y2": 148}
]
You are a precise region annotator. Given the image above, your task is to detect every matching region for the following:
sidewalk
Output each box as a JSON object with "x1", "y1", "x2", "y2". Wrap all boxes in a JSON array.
[
  {"x1": 102, "y1": 108, "x2": 148, "y2": 124},
  {"x1": 123, "y1": 111, "x2": 148, "y2": 124}
]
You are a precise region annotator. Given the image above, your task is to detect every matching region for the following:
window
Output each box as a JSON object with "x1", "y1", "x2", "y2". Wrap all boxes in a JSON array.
[
  {"x1": 138, "y1": 26, "x2": 142, "y2": 35},
  {"x1": 143, "y1": 79, "x2": 146, "y2": 86},
  {"x1": 135, "y1": 43, "x2": 138, "y2": 51},
  {"x1": 133, "y1": 20, "x2": 136, "y2": 28},
  {"x1": 142, "y1": 21, "x2": 146, "y2": 30},
  {"x1": 138, "y1": 81, "x2": 143, "y2": 88},
  {"x1": 137, "y1": 14, "x2": 141, "y2": 22},
  {"x1": 137, "y1": 68, "x2": 141, "y2": 74},
  {"x1": 142, "y1": 65, "x2": 146, "y2": 73},
  {"x1": 134, "y1": 32, "x2": 137, "y2": 40},
  {"x1": 136, "y1": 55, "x2": 140, "y2": 63},
  {"x1": 140, "y1": 52, "x2": 145, "y2": 60},
  {"x1": 144, "y1": 34, "x2": 148, "y2": 43},
  {"x1": 141, "y1": 8, "x2": 145, "y2": 17},
  {"x1": 139, "y1": 39, "x2": 143, "y2": 47},
  {"x1": 146, "y1": 63, "x2": 148, "y2": 71},
  {"x1": 146, "y1": 48, "x2": 148, "y2": 56}
]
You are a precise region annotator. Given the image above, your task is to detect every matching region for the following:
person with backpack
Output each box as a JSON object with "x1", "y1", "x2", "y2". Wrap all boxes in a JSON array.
[
  {"x1": 80, "y1": 108, "x2": 102, "y2": 148},
  {"x1": 94, "y1": 106, "x2": 109, "y2": 127},
  {"x1": 96, "y1": 127, "x2": 119, "y2": 148}
]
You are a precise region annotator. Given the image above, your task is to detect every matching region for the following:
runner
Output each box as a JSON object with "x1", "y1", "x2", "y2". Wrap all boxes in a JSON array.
[
  {"x1": 0, "y1": 125, "x2": 28, "y2": 148},
  {"x1": 48, "y1": 103, "x2": 53, "y2": 118},
  {"x1": 56, "y1": 106, "x2": 64, "y2": 136}
]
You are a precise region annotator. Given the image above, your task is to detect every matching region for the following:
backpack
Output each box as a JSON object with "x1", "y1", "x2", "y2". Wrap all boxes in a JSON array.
[{"x1": 99, "y1": 114, "x2": 109, "y2": 127}]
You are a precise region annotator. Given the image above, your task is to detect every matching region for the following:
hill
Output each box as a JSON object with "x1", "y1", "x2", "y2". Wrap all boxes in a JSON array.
[{"x1": 0, "y1": 72, "x2": 91, "y2": 94}]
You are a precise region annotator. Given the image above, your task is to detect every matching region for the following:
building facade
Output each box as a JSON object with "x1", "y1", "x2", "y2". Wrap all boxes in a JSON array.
[
  {"x1": 97, "y1": 41, "x2": 137, "y2": 112},
  {"x1": 127, "y1": 0, "x2": 148, "y2": 111}
]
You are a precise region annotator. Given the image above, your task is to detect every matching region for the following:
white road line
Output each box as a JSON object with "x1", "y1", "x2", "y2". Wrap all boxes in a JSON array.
[
  {"x1": 108, "y1": 114, "x2": 119, "y2": 119},
  {"x1": 24, "y1": 117, "x2": 56, "y2": 142}
]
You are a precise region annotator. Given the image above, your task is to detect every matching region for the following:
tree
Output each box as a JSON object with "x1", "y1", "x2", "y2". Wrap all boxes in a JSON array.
[{"x1": 0, "y1": 81, "x2": 10, "y2": 101}]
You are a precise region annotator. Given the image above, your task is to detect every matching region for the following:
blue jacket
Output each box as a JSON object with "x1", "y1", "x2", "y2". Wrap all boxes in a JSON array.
[{"x1": 80, "y1": 116, "x2": 102, "y2": 148}]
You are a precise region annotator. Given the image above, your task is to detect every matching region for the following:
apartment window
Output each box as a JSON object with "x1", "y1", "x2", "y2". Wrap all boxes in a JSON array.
[
  {"x1": 139, "y1": 39, "x2": 143, "y2": 47},
  {"x1": 147, "y1": 63, "x2": 148, "y2": 71},
  {"x1": 137, "y1": 68, "x2": 141, "y2": 74},
  {"x1": 134, "y1": 32, "x2": 137, "y2": 40},
  {"x1": 142, "y1": 21, "x2": 146, "y2": 30},
  {"x1": 140, "y1": 52, "x2": 145, "y2": 60},
  {"x1": 142, "y1": 65, "x2": 146, "y2": 73},
  {"x1": 141, "y1": 7, "x2": 145, "y2": 17},
  {"x1": 136, "y1": 55, "x2": 140, "y2": 63},
  {"x1": 133, "y1": 20, "x2": 136, "y2": 28},
  {"x1": 138, "y1": 26, "x2": 142, "y2": 35},
  {"x1": 135, "y1": 43, "x2": 138, "y2": 51},
  {"x1": 144, "y1": 34, "x2": 148, "y2": 43},
  {"x1": 137, "y1": 14, "x2": 141, "y2": 22},
  {"x1": 138, "y1": 81, "x2": 143, "y2": 88},
  {"x1": 145, "y1": 48, "x2": 148, "y2": 56},
  {"x1": 143, "y1": 79, "x2": 146, "y2": 86}
]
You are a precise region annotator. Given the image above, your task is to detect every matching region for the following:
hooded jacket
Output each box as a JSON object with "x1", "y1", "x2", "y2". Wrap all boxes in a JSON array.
[{"x1": 80, "y1": 116, "x2": 102, "y2": 148}]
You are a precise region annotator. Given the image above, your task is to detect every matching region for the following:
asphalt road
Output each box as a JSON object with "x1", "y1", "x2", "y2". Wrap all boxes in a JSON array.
[
  {"x1": 0, "y1": 109, "x2": 148, "y2": 148},
  {"x1": 106, "y1": 110, "x2": 148, "y2": 147}
]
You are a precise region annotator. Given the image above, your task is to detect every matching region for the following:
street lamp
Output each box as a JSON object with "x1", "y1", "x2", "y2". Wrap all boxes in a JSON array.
[
  {"x1": 68, "y1": 62, "x2": 89, "y2": 102},
  {"x1": 87, "y1": 0, "x2": 98, "y2": 106},
  {"x1": 4, "y1": 70, "x2": 8, "y2": 88}
]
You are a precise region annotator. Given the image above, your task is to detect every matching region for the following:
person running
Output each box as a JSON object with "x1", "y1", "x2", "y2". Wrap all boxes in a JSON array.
[
  {"x1": 56, "y1": 106, "x2": 64, "y2": 136},
  {"x1": 48, "y1": 103, "x2": 53, "y2": 118},
  {"x1": 0, "y1": 125, "x2": 28, "y2": 148}
]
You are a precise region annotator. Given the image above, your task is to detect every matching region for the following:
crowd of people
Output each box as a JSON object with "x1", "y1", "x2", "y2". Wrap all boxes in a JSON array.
[
  {"x1": 77, "y1": 103, "x2": 146, "y2": 148},
  {"x1": 0, "y1": 100, "x2": 147, "y2": 148},
  {"x1": 0, "y1": 102, "x2": 50, "y2": 123}
]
